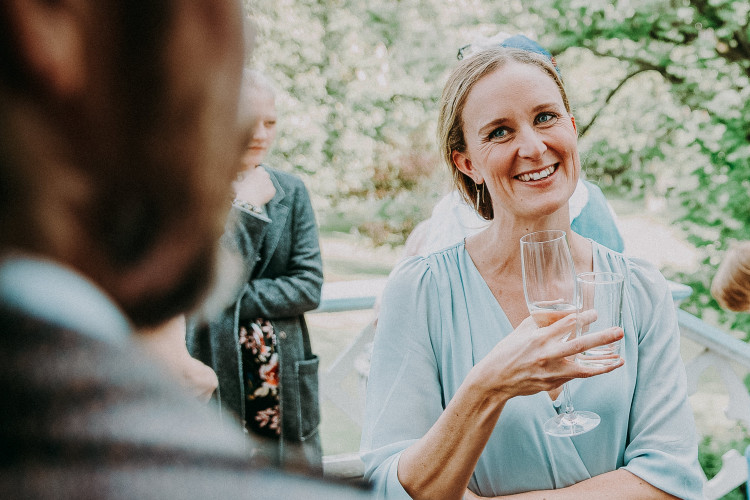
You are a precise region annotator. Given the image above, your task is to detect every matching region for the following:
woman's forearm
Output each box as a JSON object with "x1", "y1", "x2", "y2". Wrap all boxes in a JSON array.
[
  {"x1": 397, "y1": 314, "x2": 625, "y2": 500},
  {"x1": 398, "y1": 370, "x2": 508, "y2": 500},
  {"x1": 473, "y1": 469, "x2": 680, "y2": 500},
  {"x1": 239, "y1": 272, "x2": 322, "y2": 318}
]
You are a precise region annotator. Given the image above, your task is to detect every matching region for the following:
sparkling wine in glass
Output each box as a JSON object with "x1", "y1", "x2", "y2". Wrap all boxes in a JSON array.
[{"x1": 520, "y1": 229, "x2": 601, "y2": 437}]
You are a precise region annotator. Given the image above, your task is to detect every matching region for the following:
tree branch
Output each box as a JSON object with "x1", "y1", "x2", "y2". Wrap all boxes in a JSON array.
[
  {"x1": 585, "y1": 46, "x2": 687, "y2": 84},
  {"x1": 578, "y1": 67, "x2": 654, "y2": 138}
]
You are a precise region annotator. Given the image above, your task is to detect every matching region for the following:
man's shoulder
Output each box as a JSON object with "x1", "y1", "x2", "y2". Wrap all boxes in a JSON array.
[
  {"x1": 0, "y1": 308, "x2": 374, "y2": 498},
  {"x1": 0, "y1": 308, "x2": 249, "y2": 465}
]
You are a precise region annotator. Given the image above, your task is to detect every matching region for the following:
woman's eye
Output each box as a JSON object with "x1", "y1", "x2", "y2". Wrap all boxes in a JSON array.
[
  {"x1": 536, "y1": 112, "x2": 558, "y2": 125},
  {"x1": 489, "y1": 127, "x2": 508, "y2": 140}
]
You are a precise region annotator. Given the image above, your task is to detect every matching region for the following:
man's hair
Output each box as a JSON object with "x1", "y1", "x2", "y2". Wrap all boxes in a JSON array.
[
  {"x1": 0, "y1": 1, "x2": 226, "y2": 326},
  {"x1": 0, "y1": 2, "x2": 172, "y2": 94},
  {"x1": 0, "y1": 1, "x2": 176, "y2": 263}
]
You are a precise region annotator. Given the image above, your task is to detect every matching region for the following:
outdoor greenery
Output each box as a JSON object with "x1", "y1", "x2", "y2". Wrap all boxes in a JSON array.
[
  {"x1": 246, "y1": 0, "x2": 750, "y2": 494},
  {"x1": 246, "y1": 0, "x2": 750, "y2": 330},
  {"x1": 700, "y1": 434, "x2": 750, "y2": 500}
]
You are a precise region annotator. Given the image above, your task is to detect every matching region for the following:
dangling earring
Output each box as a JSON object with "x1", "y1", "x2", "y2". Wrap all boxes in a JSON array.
[{"x1": 475, "y1": 182, "x2": 484, "y2": 212}]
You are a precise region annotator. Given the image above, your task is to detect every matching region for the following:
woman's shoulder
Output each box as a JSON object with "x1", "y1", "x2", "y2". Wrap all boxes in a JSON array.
[
  {"x1": 391, "y1": 242, "x2": 463, "y2": 279},
  {"x1": 389, "y1": 255, "x2": 434, "y2": 285},
  {"x1": 593, "y1": 242, "x2": 669, "y2": 295},
  {"x1": 263, "y1": 165, "x2": 308, "y2": 190}
]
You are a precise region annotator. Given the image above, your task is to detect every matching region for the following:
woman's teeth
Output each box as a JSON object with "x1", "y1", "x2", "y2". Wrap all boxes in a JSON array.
[{"x1": 516, "y1": 165, "x2": 557, "y2": 182}]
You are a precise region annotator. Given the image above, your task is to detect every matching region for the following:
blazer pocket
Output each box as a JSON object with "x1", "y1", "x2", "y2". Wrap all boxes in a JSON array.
[{"x1": 294, "y1": 355, "x2": 321, "y2": 441}]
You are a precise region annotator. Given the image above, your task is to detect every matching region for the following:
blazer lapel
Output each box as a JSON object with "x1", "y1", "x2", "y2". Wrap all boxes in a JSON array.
[{"x1": 254, "y1": 169, "x2": 289, "y2": 277}]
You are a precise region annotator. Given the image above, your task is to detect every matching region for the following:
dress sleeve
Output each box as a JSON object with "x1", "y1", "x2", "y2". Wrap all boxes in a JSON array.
[
  {"x1": 360, "y1": 257, "x2": 446, "y2": 499},
  {"x1": 621, "y1": 258, "x2": 705, "y2": 499},
  {"x1": 238, "y1": 181, "x2": 323, "y2": 319}
]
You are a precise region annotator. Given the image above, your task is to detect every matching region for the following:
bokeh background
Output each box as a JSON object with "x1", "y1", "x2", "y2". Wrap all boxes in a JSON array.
[{"x1": 245, "y1": 1, "x2": 750, "y2": 497}]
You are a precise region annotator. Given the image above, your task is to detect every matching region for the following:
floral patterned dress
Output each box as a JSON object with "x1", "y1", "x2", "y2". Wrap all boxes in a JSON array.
[{"x1": 238, "y1": 318, "x2": 280, "y2": 438}]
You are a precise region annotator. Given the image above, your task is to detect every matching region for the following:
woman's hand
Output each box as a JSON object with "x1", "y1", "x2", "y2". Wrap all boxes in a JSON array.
[
  {"x1": 470, "y1": 310, "x2": 623, "y2": 402},
  {"x1": 135, "y1": 315, "x2": 218, "y2": 403},
  {"x1": 179, "y1": 355, "x2": 219, "y2": 403},
  {"x1": 233, "y1": 165, "x2": 276, "y2": 206},
  {"x1": 398, "y1": 311, "x2": 623, "y2": 500}
]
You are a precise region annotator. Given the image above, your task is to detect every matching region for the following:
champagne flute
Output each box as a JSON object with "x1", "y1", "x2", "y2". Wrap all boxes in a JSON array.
[{"x1": 520, "y1": 229, "x2": 601, "y2": 437}]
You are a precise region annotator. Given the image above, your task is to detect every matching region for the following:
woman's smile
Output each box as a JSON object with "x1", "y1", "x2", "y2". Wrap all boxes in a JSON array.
[{"x1": 514, "y1": 163, "x2": 558, "y2": 182}]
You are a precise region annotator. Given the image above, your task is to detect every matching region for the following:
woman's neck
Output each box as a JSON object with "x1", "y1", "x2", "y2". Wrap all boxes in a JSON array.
[{"x1": 465, "y1": 209, "x2": 593, "y2": 279}]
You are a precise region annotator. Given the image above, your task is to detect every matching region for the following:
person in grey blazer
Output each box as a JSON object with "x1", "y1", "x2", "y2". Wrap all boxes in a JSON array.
[{"x1": 188, "y1": 72, "x2": 325, "y2": 472}]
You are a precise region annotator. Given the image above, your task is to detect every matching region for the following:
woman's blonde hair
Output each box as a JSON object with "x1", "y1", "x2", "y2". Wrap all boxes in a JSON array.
[
  {"x1": 437, "y1": 47, "x2": 570, "y2": 220},
  {"x1": 237, "y1": 69, "x2": 276, "y2": 140},
  {"x1": 711, "y1": 241, "x2": 750, "y2": 312}
]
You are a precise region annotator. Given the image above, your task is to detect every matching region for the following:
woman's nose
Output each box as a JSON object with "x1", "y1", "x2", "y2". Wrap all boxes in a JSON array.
[
  {"x1": 517, "y1": 127, "x2": 547, "y2": 160},
  {"x1": 252, "y1": 125, "x2": 268, "y2": 141}
]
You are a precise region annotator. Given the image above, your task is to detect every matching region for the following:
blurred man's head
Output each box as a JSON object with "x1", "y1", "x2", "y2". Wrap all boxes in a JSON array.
[{"x1": 0, "y1": 0, "x2": 249, "y2": 326}]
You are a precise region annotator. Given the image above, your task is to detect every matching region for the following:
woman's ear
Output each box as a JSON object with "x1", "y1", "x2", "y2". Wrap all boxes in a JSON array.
[
  {"x1": 570, "y1": 115, "x2": 577, "y2": 134},
  {"x1": 452, "y1": 150, "x2": 483, "y2": 184},
  {"x1": 6, "y1": 0, "x2": 86, "y2": 97}
]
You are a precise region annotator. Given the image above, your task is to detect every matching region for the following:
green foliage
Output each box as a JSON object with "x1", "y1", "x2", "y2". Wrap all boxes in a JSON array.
[
  {"x1": 699, "y1": 434, "x2": 750, "y2": 500},
  {"x1": 245, "y1": 0, "x2": 471, "y2": 241},
  {"x1": 530, "y1": 0, "x2": 750, "y2": 325},
  {"x1": 245, "y1": 0, "x2": 750, "y2": 322},
  {"x1": 245, "y1": 0, "x2": 750, "y2": 488}
]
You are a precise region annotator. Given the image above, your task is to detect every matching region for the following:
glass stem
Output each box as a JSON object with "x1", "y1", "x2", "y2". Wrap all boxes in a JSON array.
[{"x1": 561, "y1": 382, "x2": 574, "y2": 415}]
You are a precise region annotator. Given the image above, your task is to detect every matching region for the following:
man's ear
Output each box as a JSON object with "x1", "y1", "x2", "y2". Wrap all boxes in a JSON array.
[
  {"x1": 452, "y1": 149, "x2": 482, "y2": 184},
  {"x1": 6, "y1": 0, "x2": 86, "y2": 96}
]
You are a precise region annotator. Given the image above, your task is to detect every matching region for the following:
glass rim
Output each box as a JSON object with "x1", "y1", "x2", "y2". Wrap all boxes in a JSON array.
[
  {"x1": 576, "y1": 271, "x2": 625, "y2": 284},
  {"x1": 520, "y1": 229, "x2": 567, "y2": 245}
]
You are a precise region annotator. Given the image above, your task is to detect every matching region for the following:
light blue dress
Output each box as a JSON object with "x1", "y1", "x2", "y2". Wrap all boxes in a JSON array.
[{"x1": 360, "y1": 241, "x2": 704, "y2": 499}]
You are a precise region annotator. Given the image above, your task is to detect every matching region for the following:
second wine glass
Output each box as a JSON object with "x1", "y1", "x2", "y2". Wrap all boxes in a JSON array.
[{"x1": 520, "y1": 229, "x2": 600, "y2": 437}]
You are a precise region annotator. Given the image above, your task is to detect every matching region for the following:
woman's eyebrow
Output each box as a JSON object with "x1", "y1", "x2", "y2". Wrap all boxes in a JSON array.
[
  {"x1": 478, "y1": 117, "x2": 508, "y2": 136},
  {"x1": 531, "y1": 102, "x2": 562, "y2": 112}
]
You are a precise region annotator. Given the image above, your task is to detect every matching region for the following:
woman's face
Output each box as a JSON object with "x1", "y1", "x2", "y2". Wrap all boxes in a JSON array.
[
  {"x1": 453, "y1": 61, "x2": 580, "y2": 222},
  {"x1": 241, "y1": 87, "x2": 277, "y2": 169}
]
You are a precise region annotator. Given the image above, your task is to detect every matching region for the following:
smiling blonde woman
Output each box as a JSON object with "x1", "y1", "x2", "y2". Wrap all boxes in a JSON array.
[{"x1": 360, "y1": 41, "x2": 704, "y2": 500}]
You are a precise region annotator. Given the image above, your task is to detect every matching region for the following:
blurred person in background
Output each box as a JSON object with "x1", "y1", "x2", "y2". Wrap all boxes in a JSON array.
[
  {"x1": 0, "y1": 1, "x2": 369, "y2": 497},
  {"x1": 711, "y1": 241, "x2": 750, "y2": 312},
  {"x1": 188, "y1": 70, "x2": 325, "y2": 472}
]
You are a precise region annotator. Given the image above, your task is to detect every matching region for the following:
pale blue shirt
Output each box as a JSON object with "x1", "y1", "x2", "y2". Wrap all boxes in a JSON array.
[{"x1": 361, "y1": 241, "x2": 704, "y2": 499}]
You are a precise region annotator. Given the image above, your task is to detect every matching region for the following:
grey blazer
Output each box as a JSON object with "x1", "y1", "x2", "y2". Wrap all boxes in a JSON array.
[{"x1": 188, "y1": 167, "x2": 324, "y2": 471}]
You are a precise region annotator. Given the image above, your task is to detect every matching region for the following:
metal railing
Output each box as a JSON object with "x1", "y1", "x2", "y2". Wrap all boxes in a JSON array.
[{"x1": 312, "y1": 279, "x2": 750, "y2": 497}]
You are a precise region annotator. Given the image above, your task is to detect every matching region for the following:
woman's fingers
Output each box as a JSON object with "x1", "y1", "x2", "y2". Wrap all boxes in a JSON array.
[
  {"x1": 577, "y1": 308, "x2": 598, "y2": 333},
  {"x1": 537, "y1": 317, "x2": 625, "y2": 379},
  {"x1": 574, "y1": 357, "x2": 625, "y2": 377},
  {"x1": 489, "y1": 311, "x2": 623, "y2": 398},
  {"x1": 560, "y1": 326, "x2": 623, "y2": 358},
  {"x1": 535, "y1": 309, "x2": 601, "y2": 346}
]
